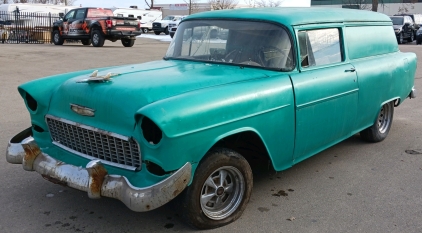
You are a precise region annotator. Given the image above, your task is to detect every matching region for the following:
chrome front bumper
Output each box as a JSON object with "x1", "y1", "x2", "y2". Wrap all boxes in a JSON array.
[{"x1": 6, "y1": 128, "x2": 191, "y2": 212}]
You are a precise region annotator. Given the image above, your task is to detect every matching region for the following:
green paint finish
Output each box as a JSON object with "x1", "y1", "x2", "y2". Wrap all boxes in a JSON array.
[{"x1": 16, "y1": 8, "x2": 416, "y2": 189}]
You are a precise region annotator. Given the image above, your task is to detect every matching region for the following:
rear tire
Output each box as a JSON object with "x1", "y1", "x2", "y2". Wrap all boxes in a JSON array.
[
  {"x1": 121, "y1": 38, "x2": 135, "y2": 47},
  {"x1": 81, "y1": 39, "x2": 91, "y2": 45},
  {"x1": 142, "y1": 28, "x2": 148, "y2": 33},
  {"x1": 154, "y1": 31, "x2": 161, "y2": 35},
  {"x1": 360, "y1": 101, "x2": 394, "y2": 142},
  {"x1": 52, "y1": 30, "x2": 64, "y2": 45},
  {"x1": 179, "y1": 148, "x2": 253, "y2": 229},
  {"x1": 91, "y1": 30, "x2": 105, "y2": 47}
]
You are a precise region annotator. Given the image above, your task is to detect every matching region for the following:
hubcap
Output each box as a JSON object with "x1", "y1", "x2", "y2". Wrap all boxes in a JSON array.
[
  {"x1": 200, "y1": 166, "x2": 245, "y2": 220},
  {"x1": 377, "y1": 103, "x2": 391, "y2": 134},
  {"x1": 93, "y1": 34, "x2": 99, "y2": 44}
]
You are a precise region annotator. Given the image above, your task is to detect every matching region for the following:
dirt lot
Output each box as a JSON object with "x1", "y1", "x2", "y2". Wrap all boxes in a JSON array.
[{"x1": 0, "y1": 39, "x2": 422, "y2": 233}]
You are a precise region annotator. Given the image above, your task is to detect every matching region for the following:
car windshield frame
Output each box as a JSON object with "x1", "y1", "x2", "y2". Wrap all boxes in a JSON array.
[{"x1": 164, "y1": 19, "x2": 295, "y2": 71}]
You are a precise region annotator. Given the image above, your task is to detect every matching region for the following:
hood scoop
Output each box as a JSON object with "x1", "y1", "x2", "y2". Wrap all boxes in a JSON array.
[{"x1": 77, "y1": 70, "x2": 120, "y2": 83}]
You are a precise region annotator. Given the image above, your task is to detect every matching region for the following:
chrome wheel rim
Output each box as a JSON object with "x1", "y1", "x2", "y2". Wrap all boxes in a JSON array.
[
  {"x1": 92, "y1": 34, "x2": 99, "y2": 44},
  {"x1": 377, "y1": 103, "x2": 392, "y2": 134},
  {"x1": 200, "y1": 166, "x2": 245, "y2": 220},
  {"x1": 54, "y1": 33, "x2": 59, "y2": 42}
]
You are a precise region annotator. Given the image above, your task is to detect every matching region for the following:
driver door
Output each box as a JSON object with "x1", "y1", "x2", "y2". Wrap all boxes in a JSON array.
[{"x1": 62, "y1": 10, "x2": 76, "y2": 36}]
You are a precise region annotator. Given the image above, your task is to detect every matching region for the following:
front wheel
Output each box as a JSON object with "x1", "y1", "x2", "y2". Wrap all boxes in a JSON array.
[
  {"x1": 180, "y1": 148, "x2": 253, "y2": 229},
  {"x1": 121, "y1": 38, "x2": 135, "y2": 47},
  {"x1": 408, "y1": 32, "x2": 414, "y2": 42},
  {"x1": 154, "y1": 31, "x2": 161, "y2": 35},
  {"x1": 52, "y1": 30, "x2": 64, "y2": 45},
  {"x1": 164, "y1": 27, "x2": 169, "y2": 35},
  {"x1": 91, "y1": 30, "x2": 105, "y2": 47},
  {"x1": 360, "y1": 101, "x2": 394, "y2": 142},
  {"x1": 142, "y1": 28, "x2": 148, "y2": 33},
  {"x1": 398, "y1": 32, "x2": 404, "y2": 44}
]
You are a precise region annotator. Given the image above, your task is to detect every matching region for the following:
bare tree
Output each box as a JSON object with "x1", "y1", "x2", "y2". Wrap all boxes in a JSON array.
[
  {"x1": 256, "y1": 0, "x2": 282, "y2": 7},
  {"x1": 342, "y1": 0, "x2": 371, "y2": 10},
  {"x1": 209, "y1": 0, "x2": 238, "y2": 10},
  {"x1": 144, "y1": 0, "x2": 155, "y2": 9},
  {"x1": 184, "y1": 0, "x2": 200, "y2": 15},
  {"x1": 397, "y1": 0, "x2": 417, "y2": 14}
]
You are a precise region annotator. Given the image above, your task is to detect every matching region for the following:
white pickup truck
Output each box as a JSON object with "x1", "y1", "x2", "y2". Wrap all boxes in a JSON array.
[{"x1": 152, "y1": 15, "x2": 185, "y2": 35}]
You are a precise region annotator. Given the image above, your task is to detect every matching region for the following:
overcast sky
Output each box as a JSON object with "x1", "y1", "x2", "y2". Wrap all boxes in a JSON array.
[{"x1": 75, "y1": 0, "x2": 310, "y2": 9}]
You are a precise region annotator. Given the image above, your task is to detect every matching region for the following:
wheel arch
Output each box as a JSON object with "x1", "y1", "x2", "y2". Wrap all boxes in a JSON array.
[{"x1": 204, "y1": 128, "x2": 274, "y2": 170}]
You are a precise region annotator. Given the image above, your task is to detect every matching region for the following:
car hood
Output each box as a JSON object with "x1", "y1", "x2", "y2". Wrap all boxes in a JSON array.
[{"x1": 48, "y1": 60, "x2": 272, "y2": 135}]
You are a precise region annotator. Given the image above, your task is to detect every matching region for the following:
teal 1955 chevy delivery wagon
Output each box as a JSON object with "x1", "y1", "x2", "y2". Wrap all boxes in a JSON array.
[{"x1": 6, "y1": 7, "x2": 416, "y2": 229}]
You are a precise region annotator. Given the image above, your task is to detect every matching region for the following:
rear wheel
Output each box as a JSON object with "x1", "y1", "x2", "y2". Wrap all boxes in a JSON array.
[
  {"x1": 154, "y1": 31, "x2": 161, "y2": 35},
  {"x1": 91, "y1": 30, "x2": 105, "y2": 47},
  {"x1": 180, "y1": 148, "x2": 253, "y2": 229},
  {"x1": 360, "y1": 101, "x2": 394, "y2": 142},
  {"x1": 417, "y1": 38, "x2": 422, "y2": 45},
  {"x1": 121, "y1": 38, "x2": 135, "y2": 47},
  {"x1": 52, "y1": 30, "x2": 64, "y2": 45},
  {"x1": 142, "y1": 28, "x2": 148, "y2": 33},
  {"x1": 81, "y1": 39, "x2": 91, "y2": 45}
]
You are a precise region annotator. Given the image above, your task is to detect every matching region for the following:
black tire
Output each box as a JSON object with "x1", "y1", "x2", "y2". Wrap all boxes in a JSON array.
[
  {"x1": 121, "y1": 38, "x2": 135, "y2": 47},
  {"x1": 170, "y1": 33, "x2": 174, "y2": 38},
  {"x1": 417, "y1": 38, "x2": 422, "y2": 45},
  {"x1": 52, "y1": 30, "x2": 64, "y2": 45},
  {"x1": 154, "y1": 31, "x2": 161, "y2": 35},
  {"x1": 408, "y1": 32, "x2": 414, "y2": 42},
  {"x1": 360, "y1": 101, "x2": 394, "y2": 142},
  {"x1": 142, "y1": 28, "x2": 148, "y2": 33},
  {"x1": 81, "y1": 39, "x2": 91, "y2": 45},
  {"x1": 91, "y1": 30, "x2": 105, "y2": 47},
  {"x1": 179, "y1": 148, "x2": 253, "y2": 229},
  {"x1": 398, "y1": 32, "x2": 404, "y2": 44},
  {"x1": 164, "y1": 27, "x2": 169, "y2": 35}
]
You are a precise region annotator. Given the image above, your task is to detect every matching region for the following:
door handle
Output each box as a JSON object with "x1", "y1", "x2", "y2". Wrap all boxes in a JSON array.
[{"x1": 345, "y1": 68, "x2": 356, "y2": 72}]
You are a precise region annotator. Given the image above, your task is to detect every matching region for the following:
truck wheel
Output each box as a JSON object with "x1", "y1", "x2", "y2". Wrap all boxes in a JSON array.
[
  {"x1": 398, "y1": 32, "x2": 404, "y2": 44},
  {"x1": 154, "y1": 31, "x2": 161, "y2": 35},
  {"x1": 142, "y1": 28, "x2": 148, "y2": 33},
  {"x1": 164, "y1": 27, "x2": 169, "y2": 35},
  {"x1": 81, "y1": 39, "x2": 91, "y2": 45},
  {"x1": 408, "y1": 32, "x2": 414, "y2": 42},
  {"x1": 91, "y1": 30, "x2": 105, "y2": 47},
  {"x1": 52, "y1": 30, "x2": 64, "y2": 45},
  {"x1": 360, "y1": 101, "x2": 394, "y2": 142},
  {"x1": 121, "y1": 38, "x2": 135, "y2": 47},
  {"x1": 417, "y1": 38, "x2": 422, "y2": 45},
  {"x1": 180, "y1": 148, "x2": 253, "y2": 229}
]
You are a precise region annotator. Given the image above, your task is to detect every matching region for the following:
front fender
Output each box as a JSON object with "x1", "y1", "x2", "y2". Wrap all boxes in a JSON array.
[{"x1": 136, "y1": 75, "x2": 293, "y2": 138}]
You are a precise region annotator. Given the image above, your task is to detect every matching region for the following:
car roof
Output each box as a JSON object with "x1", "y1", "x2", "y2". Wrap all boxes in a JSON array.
[{"x1": 185, "y1": 7, "x2": 392, "y2": 26}]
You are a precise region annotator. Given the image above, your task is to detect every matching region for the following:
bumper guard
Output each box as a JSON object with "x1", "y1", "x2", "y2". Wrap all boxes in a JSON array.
[{"x1": 6, "y1": 128, "x2": 191, "y2": 212}]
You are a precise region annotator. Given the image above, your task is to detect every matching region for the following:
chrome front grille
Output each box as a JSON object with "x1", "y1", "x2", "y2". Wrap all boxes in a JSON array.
[{"x1": 46, "y1": 115, "x2": 141, "y2": 170}]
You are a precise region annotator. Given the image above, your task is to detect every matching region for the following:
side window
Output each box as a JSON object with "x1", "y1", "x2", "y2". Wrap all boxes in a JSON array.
[
  {"x1": 64, "y1": 10, "x2": 75, "y2": 21},
  {"x1": 75, "y1": 9, "x2": 86, "y2": 19},
  {"x1": 298, "y1": 28, "x2": 342, "y2": 68}
]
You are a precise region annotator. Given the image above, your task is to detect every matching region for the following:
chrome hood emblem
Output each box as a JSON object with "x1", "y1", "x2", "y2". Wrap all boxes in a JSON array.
[{"x1": 70, "y1": 104, "x2": 95, "y2": 117}]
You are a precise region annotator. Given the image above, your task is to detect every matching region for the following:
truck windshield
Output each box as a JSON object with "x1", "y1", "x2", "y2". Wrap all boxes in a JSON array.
[
  {"x1": 390, "y1": 17, "x2": 404, "y2": 25},
  {"x1": 165, "y1": 20, "x2": 294, "y2": 70}
]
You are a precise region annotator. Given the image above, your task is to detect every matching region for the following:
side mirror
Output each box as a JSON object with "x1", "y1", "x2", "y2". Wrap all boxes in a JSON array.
[
  {"x1": 59, "y1": 13, "x2": 64, "y2": 19},
  {"x1": 137, "y1": 16, "x2": 142, "y2": 20}
]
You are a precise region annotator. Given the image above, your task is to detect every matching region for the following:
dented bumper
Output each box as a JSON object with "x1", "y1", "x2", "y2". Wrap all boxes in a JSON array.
[{"x1": 6, "y1": 128, "x2": 191, "y2": 212}]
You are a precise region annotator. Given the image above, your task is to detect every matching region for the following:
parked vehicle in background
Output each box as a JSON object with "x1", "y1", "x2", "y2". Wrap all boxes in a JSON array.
[
  {"x1": 52, "y1": 7, "x2": 141, "y2": 47},
  {"x1": 152, "y1": 15, "x2": 184, "y2": 35},
  {"x1": 395, "y1": 13, "x2": 422, "y2": 31},
  {"x1": 168, "y1": 16, "x2": 187, "y2": 38},
  {"x1": 416, "y1": 27, "x2": 422, "y2": 44},
  {"x1": 6, "y1": 7, "x2": 416, "y2": 230},
  {"x1": 0, "y1": 3, "x2": 77, "y2": 14},
  {"x1": 112, "y1": 7, "x2": 162, "y2": 33},
  {"x1": 390, "y1": 15, "x2": 416, "y2": 44}
]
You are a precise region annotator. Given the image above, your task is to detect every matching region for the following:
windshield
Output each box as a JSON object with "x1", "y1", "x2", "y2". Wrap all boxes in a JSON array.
[
  {"x1": 165, "y1": 20, "x2": 294, "y2": 70},
  {"x1": 390, "y1": 17, "x2": 404, "y2": 25},
  {"x1": 163, "y1": 16, "x2": 175, "y2": 20}
]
